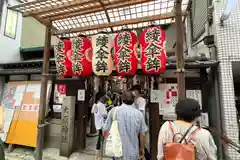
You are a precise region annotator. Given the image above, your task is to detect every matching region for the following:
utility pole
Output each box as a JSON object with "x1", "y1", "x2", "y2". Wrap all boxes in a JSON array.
[
  {"x1": 35, "y1": 22, "x2": 52, "y2": 160},
  {"x1": 175, "y1": 0, "x2": 185, "y2": 100}
]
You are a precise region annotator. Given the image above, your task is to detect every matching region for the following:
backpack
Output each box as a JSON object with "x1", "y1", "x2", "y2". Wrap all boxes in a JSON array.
[
  {"x1": 164, "y1": 121, "x2": 200, "y2": 160},
  {"x1": 105, "y1": 109, "x2": 123, "y2": 157}
]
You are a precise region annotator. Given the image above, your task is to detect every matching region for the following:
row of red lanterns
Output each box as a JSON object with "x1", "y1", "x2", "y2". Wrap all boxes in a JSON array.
[{"x1": 54, "y1": 26, "x2": 167, "y2": 77}]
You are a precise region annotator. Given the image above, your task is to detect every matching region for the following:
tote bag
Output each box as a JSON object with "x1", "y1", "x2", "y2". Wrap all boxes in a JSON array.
[{"x1": 105, "y1": 109, "x2": 123, "y2": 157}]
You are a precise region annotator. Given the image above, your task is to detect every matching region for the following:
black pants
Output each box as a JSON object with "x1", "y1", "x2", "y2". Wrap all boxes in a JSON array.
[
  {"x1": 96, "y1": 129, "x2": 104, "y2": 150},
  {"x1": 0, "y1": 138, "x2": 5, "y2": 160}
]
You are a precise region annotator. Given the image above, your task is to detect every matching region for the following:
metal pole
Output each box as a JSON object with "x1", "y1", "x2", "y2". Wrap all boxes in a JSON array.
[
  {"x1": 35, "y1": 22, "x2": 52, "y2": 160},
  {"x1": 175, "y1": 0, "x2": 185, "y2": 100}
]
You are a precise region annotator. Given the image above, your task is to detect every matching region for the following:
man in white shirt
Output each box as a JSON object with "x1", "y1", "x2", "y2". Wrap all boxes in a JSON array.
[
  {"x1": 91, "y1": 95, "x2": 108, "y2": 159},
  {"x1": 131, "y1": 85, "x2": 146, "y2": 115}
]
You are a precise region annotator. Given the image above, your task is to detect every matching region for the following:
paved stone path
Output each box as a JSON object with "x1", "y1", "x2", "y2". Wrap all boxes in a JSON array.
[
  {"x1": 4, "y1": 137, "x2": 111, "y2": 160},
  {"x1": 5, "y1": 147, "x2": 111, "y2": 160}
]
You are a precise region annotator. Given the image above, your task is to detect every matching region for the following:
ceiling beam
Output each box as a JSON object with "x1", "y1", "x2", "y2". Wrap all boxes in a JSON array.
[
  {"x1": 8, "y1": 0, "x2": 47, "y2": 10},
  {"x1": 98, "y1": 0, "x2": 114, "y2": 32},
  {"x1": 53, "y1": 12, "x2": 184, "y2": 35},
  {"x1": 49, "y1": 0, "x2": 150, "y2": 21},
  {"x1": 23, "y1": 0, "x2": 96, "y2": 17}
]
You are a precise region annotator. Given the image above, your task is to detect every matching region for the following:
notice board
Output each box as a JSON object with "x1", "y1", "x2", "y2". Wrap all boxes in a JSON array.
[
  {"x1": 6, "y1": 81, "x2": 51, "y2": 147},
  {"x1": 0, "y1": 81, "x2": 27, "y2": 142}
]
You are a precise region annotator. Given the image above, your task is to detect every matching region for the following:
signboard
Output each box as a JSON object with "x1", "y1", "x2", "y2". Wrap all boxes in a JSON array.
[
  {"x1": 6, "y1": 81, "x2": 52, "y2": 147},
  {"x1": 186, "y1": 90, "x2": 202, "y2": 109},
  {"x1": 0, "y1": 82, "x2": 27, "y2": 142},
  {"x1": 77, "y1": 90, "x2": 85, "y2": 101},
  {"x1": 150, "y1": 84, "x2": 202, "y2": 117}
]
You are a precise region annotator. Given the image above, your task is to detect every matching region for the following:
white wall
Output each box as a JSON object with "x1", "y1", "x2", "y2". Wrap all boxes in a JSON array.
[
  {"x1": 0, "y1": 0, "x2": 22, "y2": 63},
  {"x1": 21, "y1": 17, "x2": 57, "y2": 48},
  {"x1": 212, "y1": 0, "x2": 240, "y2": 159}
]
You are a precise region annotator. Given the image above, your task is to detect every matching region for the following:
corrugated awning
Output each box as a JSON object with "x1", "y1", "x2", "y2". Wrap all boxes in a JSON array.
[{"x1": 9, "y1": 0, "x2": 189, "y2": 37}]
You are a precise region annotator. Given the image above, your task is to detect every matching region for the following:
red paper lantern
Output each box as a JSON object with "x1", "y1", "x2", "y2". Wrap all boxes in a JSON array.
[
  {"x1": 140, "y1": 26, "x2": 167, "y2": 74},
  {"x1": 71, "y1": 35, "x2": 93, "y2": 76},
  {"x1": 54, "y1": 38, "x2": 73, "y2": 76},
  {"x1": 114, "y1": 30, "x2": 138, "y2": 76}
]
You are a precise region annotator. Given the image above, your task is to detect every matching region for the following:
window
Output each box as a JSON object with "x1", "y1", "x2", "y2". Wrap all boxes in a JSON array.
[
  {"x1": 0, "y1": 0, "x2": 4, "y2": 27},
  {"x1": 4, "y1": 9, "x2": 18, "y2": 39}
]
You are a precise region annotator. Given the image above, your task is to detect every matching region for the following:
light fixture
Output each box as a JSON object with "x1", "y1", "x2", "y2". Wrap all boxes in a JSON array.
[{"x1": 220, "y1": 0, "x2": 237, "y2": 25}]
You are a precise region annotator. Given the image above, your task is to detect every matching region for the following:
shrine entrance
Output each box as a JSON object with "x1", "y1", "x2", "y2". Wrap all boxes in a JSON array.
[{"x1": 7, "y1": 0, "x2": 219, "y2": 160}]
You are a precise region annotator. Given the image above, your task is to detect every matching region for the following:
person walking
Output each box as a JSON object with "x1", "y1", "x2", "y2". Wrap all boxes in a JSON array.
[
  {"x1": 103, "y1": 91, "x2": 148, "y2": 160},
  {"x1": 92, "y1": 95, "x2": 108, "y2": 159},
  {"x1": 131, "y1": 85, "x2": 146, "y2": 116},
  {"x1": 157, "y1": 98, "x2": 217, "y2": 160}
]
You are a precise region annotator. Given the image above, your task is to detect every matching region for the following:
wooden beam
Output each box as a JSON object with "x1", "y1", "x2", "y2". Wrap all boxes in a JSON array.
[
  {"x1": 98, "y1": 0, "x2": 114, "y2": 32},
  {"x1": 53, "y1": 12, "x2": 179, "y2": 35},
  {"x1": 49, "y1": 0, "x2": 151, "y2": 21},
  {"x1": 23, "y1": 0, "x2": 95, "y2": 17},
  {"x1": 8, "y1": 0, "x2": 47, "y2": 10}
]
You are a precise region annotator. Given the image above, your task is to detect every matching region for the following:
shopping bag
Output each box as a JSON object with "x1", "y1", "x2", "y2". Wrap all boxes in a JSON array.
[{"x1": 105, "y1": 109, "x2": 123, "y2": 157}]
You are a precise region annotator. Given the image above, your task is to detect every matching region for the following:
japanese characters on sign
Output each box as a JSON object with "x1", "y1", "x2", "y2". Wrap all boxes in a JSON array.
[
  {"x1": 21, "y1": 104, "x2": 39, "y2": 112},
  {"x1": 92, "y1": 33, "x2": 113, "y2": 76},
  {"x1": 71, "y1": 35, "x2": 93, "y2": 76},
  {"x1": 140, "y1": 26, "x2": 167, "y2": 74},
  {"x1": 54, "y1": 38, "x2": 73, "y2": 76},
  {"x1": 72, "y1": 37, "x2": 84, "y2": 74},
  {"x1": 114, "y1": 31, "x2": 138, "y2": 76}
]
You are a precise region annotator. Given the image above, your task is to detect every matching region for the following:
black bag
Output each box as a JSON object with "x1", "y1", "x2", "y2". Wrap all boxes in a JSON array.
[{"x1": 144, "y1": 147, "x2": 151, "y2": 160}]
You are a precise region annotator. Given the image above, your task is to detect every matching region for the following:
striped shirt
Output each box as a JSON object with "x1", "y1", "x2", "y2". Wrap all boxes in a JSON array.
[{"x1": 103, "y1": 104, "x2": 148, "y2": 160}]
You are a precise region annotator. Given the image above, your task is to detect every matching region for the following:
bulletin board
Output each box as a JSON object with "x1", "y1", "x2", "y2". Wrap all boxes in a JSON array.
[
  {"x1": 0, "y1": 81, "x2": 27, "y2": 142},
  {"x1": 6, "y1": 81, "x2": 52, "y2": 147}
]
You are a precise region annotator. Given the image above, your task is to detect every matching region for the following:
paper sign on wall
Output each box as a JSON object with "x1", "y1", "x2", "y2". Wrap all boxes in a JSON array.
[
  {"x1": 150, "y1": 90, "x2": 161, "y2": 103},
  {"x1": 77, "y1": 90, "x2": 85, "y2": 101},
  {"x1": 153, "y1": 84, "x2": 202, "y2": 117},
  {"x1": 186, "y1": 90, "x2": 202, "y2": 109}
]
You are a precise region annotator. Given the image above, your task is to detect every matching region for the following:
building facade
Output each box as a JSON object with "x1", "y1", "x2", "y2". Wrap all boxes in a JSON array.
[
  {"x1": 213, "y1": 0, "x2": 239, "y2": 159},
  {"x1": 0, "y1": 0, "x2": 23, "y2": 63}
]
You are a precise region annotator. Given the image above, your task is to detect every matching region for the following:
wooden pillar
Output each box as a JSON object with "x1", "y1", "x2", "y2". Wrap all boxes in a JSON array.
[
  {"x1": 60, "y1": 96, "x2": 75, "y2": 157},
  {"x1": 200, "y1": 69, "x2": 208, "y2": 112},
  {"x1": 35, "y1": 22, "x2": 52, "y2": 160},
  {"x1": 74, "y1": 80, "x2": 87, "y2": 150},
  {"x1": 149, "y1": 77, "x2": 160, "y2": 160},
  {"x1": 175, "y1": 0, "x2": 185, "y2": 100},
  {"x1": 89, "y1": 77, "x2": 97, "y2": 136}
]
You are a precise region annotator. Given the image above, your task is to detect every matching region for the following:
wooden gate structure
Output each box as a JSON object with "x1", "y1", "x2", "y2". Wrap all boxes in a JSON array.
[{"x1": 7, "y1": 0, "x2": 217, "y2": 160}]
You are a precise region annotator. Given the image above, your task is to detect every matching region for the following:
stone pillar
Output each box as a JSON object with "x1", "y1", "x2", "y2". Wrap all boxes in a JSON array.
[{"x1": 60, "y1": 96, "x2": 75, "y2": 157}]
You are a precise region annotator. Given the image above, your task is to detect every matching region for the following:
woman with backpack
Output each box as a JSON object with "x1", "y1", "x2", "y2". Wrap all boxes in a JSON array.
[{"x1": 157, "y1": 98, "x2": 217, "y2": 160}]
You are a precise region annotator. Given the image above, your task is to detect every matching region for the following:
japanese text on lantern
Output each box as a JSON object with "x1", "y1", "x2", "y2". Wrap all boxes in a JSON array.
[
  {"x1": 72, "y1": 38, "x2": 83, "y2": 73},
  {"x1": 55, "y1": 41, "x2": 66, "y2": 75},
  {"x1": 95, "y1": 35, "x2": 108, "y2": 72},
  {"x1": 117, "y1": 32, "x2": 132, "y2": 73},
  {"x1": 144, "y1": 28, "x2": 162, "y2": 72}
]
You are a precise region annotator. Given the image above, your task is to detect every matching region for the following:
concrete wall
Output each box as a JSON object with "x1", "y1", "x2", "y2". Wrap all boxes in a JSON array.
[
  {"x1": 20, "y1": 17, "x2": 57, "y2": 48},
  {"x1": 212, "y1": 0, "x2": 240, "y2": 159},
  {"x1": 0, "y1": 0, "x2": 22, "y2": 63},
  {"x1": 20, "y1": 19, "x2": 177, "y2": 52}
]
